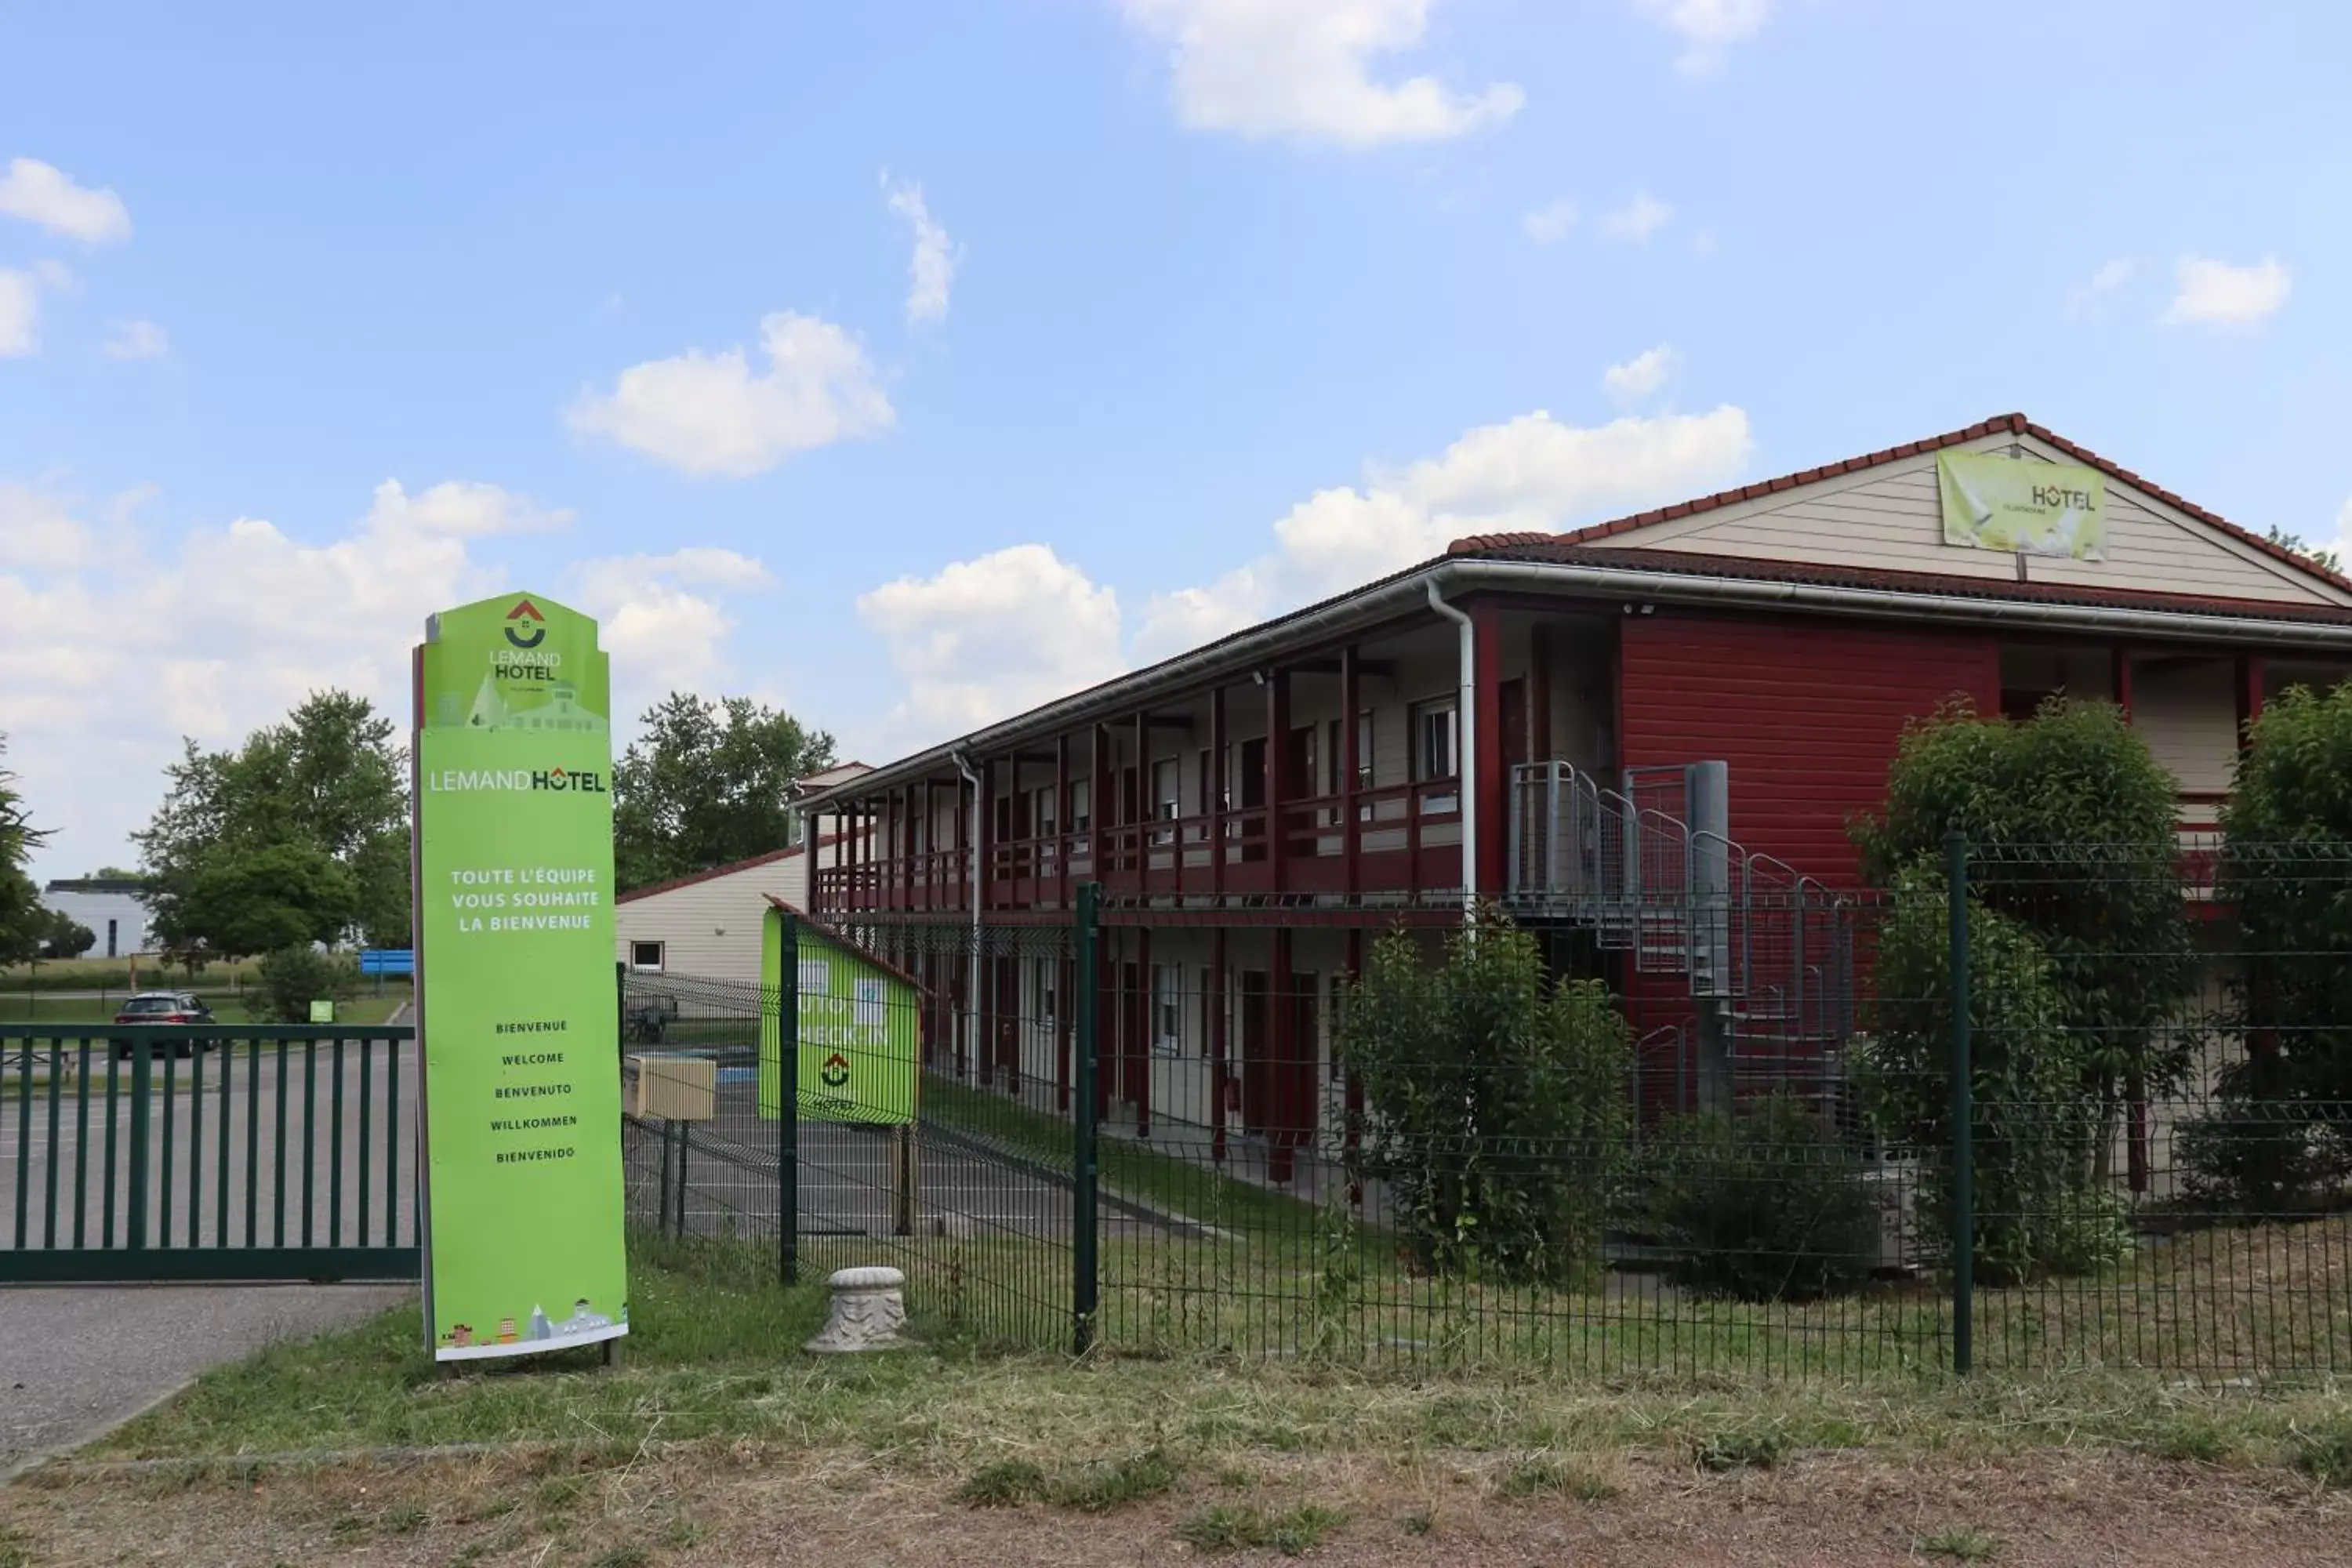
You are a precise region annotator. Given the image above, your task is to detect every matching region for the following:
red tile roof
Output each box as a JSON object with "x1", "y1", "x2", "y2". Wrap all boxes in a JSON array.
[
  {"x1": 1448, "y1": 412, "x2": 2352, "y2": 597},
  {"x1": 1448, "y1": 539, "x2": 2352, "y2": 626},
  {"x1": 616, "y1": 831, "x2": 856, "y2": 905}
]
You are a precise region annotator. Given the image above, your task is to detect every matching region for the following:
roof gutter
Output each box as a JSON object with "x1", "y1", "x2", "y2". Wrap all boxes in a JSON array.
[{"x1": 805, "y1": 556, "x2": 2352, "y2": 808}]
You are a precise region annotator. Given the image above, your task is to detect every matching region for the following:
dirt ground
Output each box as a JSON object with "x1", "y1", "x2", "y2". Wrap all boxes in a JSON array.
[{"x1": 5, "y1": 1445, "x2": 2349, "y2": 1567}]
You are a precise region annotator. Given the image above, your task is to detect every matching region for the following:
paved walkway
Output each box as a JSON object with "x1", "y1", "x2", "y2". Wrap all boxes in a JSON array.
[{"x1": 1, "y1": 1281, "x2": 409, "y2": 1478}]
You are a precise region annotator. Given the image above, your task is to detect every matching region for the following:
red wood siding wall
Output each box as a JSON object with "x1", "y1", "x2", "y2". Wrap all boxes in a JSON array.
[{"x1": 1619, "y1": 612, "x2": 1999, "y2": 887}]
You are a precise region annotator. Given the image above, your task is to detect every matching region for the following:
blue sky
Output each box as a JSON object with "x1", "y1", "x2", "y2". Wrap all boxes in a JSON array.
[{"x1": 5, "y1": 0, "x2": 2347, "y2": 880}]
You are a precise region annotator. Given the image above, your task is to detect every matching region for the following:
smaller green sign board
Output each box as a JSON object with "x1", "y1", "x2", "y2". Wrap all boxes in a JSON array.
[
  {"x1": 759, "y1": 905, "x2": 920, "y2": 1124},
  {"x1": 308, "y1": 1000, "x2": 335, "y2": 1025}
]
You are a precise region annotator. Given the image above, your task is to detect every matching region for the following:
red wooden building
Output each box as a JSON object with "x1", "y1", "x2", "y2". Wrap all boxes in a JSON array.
[{"x1": 802, "y1": 414, "x2": 2352, "y2": 1167}]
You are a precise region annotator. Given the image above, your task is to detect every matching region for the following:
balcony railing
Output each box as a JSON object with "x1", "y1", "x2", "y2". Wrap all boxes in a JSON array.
[{"x1": 812, "y1": 779, "x2": 1467, "y2": 913}]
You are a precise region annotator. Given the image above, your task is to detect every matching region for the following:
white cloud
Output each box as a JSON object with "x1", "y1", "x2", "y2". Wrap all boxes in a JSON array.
[
  {"x1": 0, "y1": 485, "x2": 94, "y2": 570},
  {"x1": 1602, "y1": 344, "x2": 1678, "y2": 403},
  {"x1": 2161, "y1": 255, "x2": 2291, "y2": 327},
  {"x1": 1, "y1": 478, "x2": 772, "y2": 877},
  {"x1": 363, "y1": 477, "x2": 572, "y2": 538},
  {"x1": 884, "y1": 177, "x2": 956, "y2": 325},
  {"x1": 0, "y1": 270, "x2": 36, "y2": 357},
  {"x1": 0, "y1": 158, "x2": 132, "y2": 244},
  {"x1": 1599, "y1": 192, "x2": 1673, "y2": 243},
  {"x1": 568, "y1": 311, "x2": 895, "y2": 478},
  {"x1": 1633, "y1": 0, "x2": 1769, "y2": 74},
  {"x1": 2067, "y1": 256, "x2": 2139, "y2": 316},
  {"x1": 101, "y1": 319, "x2": 168, "y2": 360},
  {"x1": 1120, "y1": 0, "x2": 1523, "y2": 149},
  {"x1": 1134, "y1": 404, "x2": 1753, "y2": 659},
  {"x1": 567, "y1": 547, "x2": 777, "y2": 706},
  {"x1": 1521, "y1": 198, "x2": 1577, "y2": 246},
  {"x1": 857, "y1": 544, "x2": 1125, "y2": 748}
]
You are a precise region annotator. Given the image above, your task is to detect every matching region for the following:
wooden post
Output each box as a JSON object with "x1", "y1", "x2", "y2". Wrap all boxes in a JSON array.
[
  {"x1": 1136, "y1": 925, "x2": 1153, "y2": 1138},
  {"x1": 1472, "y1": 599, "x2": 1506, "y2": 898},
  {"x1": 1056, "y1": 732, "x2": 1071, "y2": 910},
  {"x1": 1210, "y1": 927, "x2": 1229, "y2": 1164},
  {"x1": 1133, "y1": 709, "x2": 1150, "y2": 895},
  {"x1": 1091, "y1": 723, "x2": 1112, "y2": 887},
  {"x1": 892, "y1": 1123, "x2": 916, "y2": 1236},
  {"x1": 2235, "y1": 653, "x2": 2266, "y2": 750},
  {"x1": 2111, "y1": 647, "x2": 2134, "y2": 720},
  {"x1": 1340, "y1": 645, "x2": 1360, "y2": 895},
  {"x1": 1056, "y1": 943, "x2": 1074, "y2": 1115},
  {"x1": 1344, "y1": 927, "x2": 1363, "y2": 1206},
  {"x1": 1209, "y1": 686, "x2": 1227, "y2": 898},
  {"x1": 1269, "y1": 927, "x2": 1296, "y2": 1184},
  {"x1": 1268, "y1": 667, "x2": 1290, "y2": 893}
]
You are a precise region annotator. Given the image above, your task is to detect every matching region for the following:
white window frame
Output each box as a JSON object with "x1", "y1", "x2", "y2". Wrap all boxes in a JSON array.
[
  {"x1": 1412, "y1": 698, "x2": 1459, "y2": 814},
  {"x1": 630, "y1": 939, "x2": 666, "y2": 973},
  {"x1": 1152, "y1": 963, "x2": 1183, "y2": 1057}
]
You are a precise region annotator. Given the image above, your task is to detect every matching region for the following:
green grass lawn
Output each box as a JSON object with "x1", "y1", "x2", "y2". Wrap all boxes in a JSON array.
[
  {"x1": 0, "y1": 955, "x2": 266, "y2": 993},
  {"x1": 0, "y1": 989, "x2": 411, "y2": 1027},
  {"x1": 89, "y1": 1232, "x2": 2352, "y2": 1477}
]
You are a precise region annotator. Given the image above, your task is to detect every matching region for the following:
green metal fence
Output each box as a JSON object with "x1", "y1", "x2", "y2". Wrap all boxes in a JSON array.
[{"x1": 1, "y1": 1025, "x2": 419, "y2": 1283}]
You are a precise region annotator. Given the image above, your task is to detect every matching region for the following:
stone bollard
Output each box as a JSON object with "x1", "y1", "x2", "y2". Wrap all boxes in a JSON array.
[{"x1": 804, "y1": 1265, "x2": 913, "y2": 1353}]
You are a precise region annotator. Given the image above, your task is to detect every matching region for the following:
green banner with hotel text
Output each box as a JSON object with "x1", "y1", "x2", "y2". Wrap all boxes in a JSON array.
[
  {"x1": 412, "y1": 592, "x2": 629, "y2": 1361},
  {"x1": 1938, "y1": 449, "x2": 2107, "y2": 561}
]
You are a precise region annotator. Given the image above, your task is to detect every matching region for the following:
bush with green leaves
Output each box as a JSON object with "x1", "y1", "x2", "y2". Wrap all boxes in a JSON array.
[
  {"x1": 1852, "y1": 866, "x2": 2132, "y2": 1284},
  {"x1": 255, "y1": 945, "x2": 361, "y2": 1025},
  {"x1": 1337, "y1": 911, "x2": 1632, "y2": 1286},
  {"x1": 2193, "y1": 681, "x2": 2352, "y2": 1209},
  {"x1": 1853, "y1": 697, "x2": 2203, "y2": 1148},
  {"x1": 1644, "y1": 1094, "x2": 1882, "y2": 1301}
]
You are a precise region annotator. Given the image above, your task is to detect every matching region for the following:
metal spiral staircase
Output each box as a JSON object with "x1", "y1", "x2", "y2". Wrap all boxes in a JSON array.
[{"x1": 1504, "y1": 760, "x2": 1857, "y2": 1116}]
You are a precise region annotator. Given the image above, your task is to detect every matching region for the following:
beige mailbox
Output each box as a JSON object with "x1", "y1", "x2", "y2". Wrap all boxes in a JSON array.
[{"x1": 628, "y1": 1053, "x2": 717, "y2": 1122}]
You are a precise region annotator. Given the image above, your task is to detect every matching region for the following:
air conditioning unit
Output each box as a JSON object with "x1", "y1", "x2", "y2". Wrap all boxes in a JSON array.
[{"x1": 1858, "y1": 1159, "x2": 1924, "y2": 1274}]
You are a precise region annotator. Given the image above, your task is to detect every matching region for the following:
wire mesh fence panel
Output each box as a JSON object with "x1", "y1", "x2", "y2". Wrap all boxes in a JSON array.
[{"x1": 619, "y1": 841, "x2": 2352, "y2": 1385}]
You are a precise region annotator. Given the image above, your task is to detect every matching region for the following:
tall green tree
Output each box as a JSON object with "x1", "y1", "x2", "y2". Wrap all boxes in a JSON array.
[
  {"x1": 0, "y1": 735, "x2": 53, "y2": 965},
  {"x1": 1851, "y1": 697, "x2": 2202, "y2": 1161},
  {"x1": 612, "y1": 693, "x2": 837, "y2": 891},
  {"x1": 136, "y1": 691, "x2": 410, "y2": 957}
]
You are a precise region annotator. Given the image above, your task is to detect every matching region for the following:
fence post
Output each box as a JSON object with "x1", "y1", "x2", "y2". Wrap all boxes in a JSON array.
[
  {"x1": 778, "y1": 909, "x2": 800, "y2": 1287},
  {"x1": 126, "y1": 1038, "x2": 152, "y2": 1252},
  {"x1": 1073, "y1": 882, "x2": 1101, "y2": 1356},
  {"x1": 1945, "y1": 829, "x2": 1973, "y2": 1377}
]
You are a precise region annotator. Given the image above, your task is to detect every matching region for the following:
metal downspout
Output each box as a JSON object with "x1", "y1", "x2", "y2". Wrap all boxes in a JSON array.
[
  {"x1": 953, "y1": 750, "x2": 982, "y2": 1081},
  {"x1": 1424, "y1": 582, "x2": 1476, "y2": 921}
]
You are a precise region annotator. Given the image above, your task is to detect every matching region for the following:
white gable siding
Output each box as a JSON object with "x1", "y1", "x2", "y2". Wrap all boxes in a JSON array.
[
  {"x1": 612, "y1": 836, "x2": 852, "y2": 983},
  {"x1": 1582, "y1": 437, "x2": 2347, "y2": 608}
]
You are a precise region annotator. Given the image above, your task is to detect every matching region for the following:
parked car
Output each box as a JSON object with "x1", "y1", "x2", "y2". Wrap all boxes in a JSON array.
[{"x1": 112, "y1": 992, "x2": 218, "y2": 1058}]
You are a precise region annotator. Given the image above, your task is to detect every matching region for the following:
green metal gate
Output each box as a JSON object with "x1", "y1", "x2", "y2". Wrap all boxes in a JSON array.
[{"x1": 2, "y1": 1025, "x2": 419, "y2": 1283}]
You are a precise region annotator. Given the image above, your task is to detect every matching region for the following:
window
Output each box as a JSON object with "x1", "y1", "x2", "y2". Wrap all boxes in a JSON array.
[
  {"x1": 1413, "y1": 699, "x2": 1458, "y2": 782},
  {"x1": 1414, "y1": 699, "x2": 1459, "y2": 814},
  {"x1": 105, "y1": 918, "x2": 118, "y2": 959},
  {"x1": 1031, "y1": 956, "x2": 1058, "y2": 1031},
  {"x1": 1152, "y1": 964, "x2": 1182, "y2": 1056},
  {"x1": 1357, "y1": 710, "x2": 1376, "y2": 790},
  {"x1": 1152, "y1": 758, "x2": 1180, "y2": 844},
  {"x1": 1199, "y1": 966, "x2": 1215, "y2": 1058},
  {"x1": 1034, "y1": 787, "x2": 1057, "y2": 836},
  {"x1": 630, "y1": 941, "x2": 666, "y2": 973},
  {"x1": 1071, "y1": 778, "x2": 1091, "y2": 832}
]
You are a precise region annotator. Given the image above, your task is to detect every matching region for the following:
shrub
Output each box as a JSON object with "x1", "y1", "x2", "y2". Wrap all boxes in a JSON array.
[
  {"x1": 255, "y1": 945, "x2": 361, "y2": 1025},
  {"x1": 1853, "y1": 866, "x2": 2132, "y2": 1284},
  {"x1": 1338, "y1": 910, "x2": 1633, "y2": 1287},
  {"x1": 1645, "y1": 1095, "x2": 1881, "y2": 1301},
  {"x1": 1853, "y1": 698, "x2": 2204, "y2": 1158},
  {"x1": 2214, "y1": 682, "x2": 2352, "y2": 1196},
  {"x1": 2177, "y1": 1073, "x2": 2352, "y2": 1215}
]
